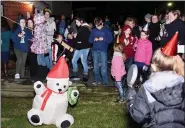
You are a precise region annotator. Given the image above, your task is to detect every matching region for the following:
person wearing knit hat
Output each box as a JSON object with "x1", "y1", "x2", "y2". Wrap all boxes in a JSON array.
[
  {"x1": 27, "y1": 56, "x2": 79, "y2": 128},
  {"x1": 142, "y1": 13, "x2": 152, "y2": 32},
  {"x1": 125, "y1": 32, "x2": 185, "y2": 128},
  {"x1": 144, "y1": 13, "x2": 152, "y2": 20}
]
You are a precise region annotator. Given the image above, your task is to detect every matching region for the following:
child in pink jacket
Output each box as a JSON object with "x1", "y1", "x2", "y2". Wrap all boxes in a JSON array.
[
  {"x1": 111, "y1": 43, "x2": 126, "y2": 103},
  {"x1": 134, "y1": 30, "x2": 153, "y2": 84}
]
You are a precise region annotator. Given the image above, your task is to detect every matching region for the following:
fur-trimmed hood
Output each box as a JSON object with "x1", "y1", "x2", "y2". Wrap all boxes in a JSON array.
[{"x1": 143, "y1": 71, "x2": 184, "y2": 106}]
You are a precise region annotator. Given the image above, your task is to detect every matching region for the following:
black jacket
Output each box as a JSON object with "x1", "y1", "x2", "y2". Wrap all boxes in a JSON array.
[
  {"x1": 149, "y1": 22, "x2": 160, "y2": 52},
  {"x1": 73, "y1": 23, "x2": 91, "y2": 50},
  {"x1": 160, "y1": 19, "x2": 185, "y2": 47},
  {"x1": 133, "y1": 26, "x2": 140, "y2": 39},
  {"x1": 126, "y1": 71, "x2": 185, "y2": 128}
]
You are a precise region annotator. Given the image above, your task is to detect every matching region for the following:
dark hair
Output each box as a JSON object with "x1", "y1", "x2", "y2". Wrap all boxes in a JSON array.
[
  {"x1": 1, "y1": 17, "x2": 11, "y2": 31},
  {"x1": 94, "y1": 17, "x2": 103, "y2": 26},
  {"x1": 68, "y1": 28, "x2": 74, "y2": 34},
  {"x1": 76, "y1": 17, "x2": 84, "y2": 23},
  {"x1": 152, "y1": 15, "x2": 159, "y2": 19},
  {"x1": 27, "y1": 17, "x2": 34, "y2": 26},
  {"x1": 54, "y1": 32, "x2": 62, "y2": 39},
  {"x1": 141, "y1": 30, "x2": 150, "y2": 36}
]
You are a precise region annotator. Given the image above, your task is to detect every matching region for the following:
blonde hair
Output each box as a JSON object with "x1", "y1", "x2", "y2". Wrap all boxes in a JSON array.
[
  {"x1": 113, "y1": 43, "x2": 123, "y2": 52},
  {"x1": 151, "y1": 48, "x2": 184, "y2": 77}
]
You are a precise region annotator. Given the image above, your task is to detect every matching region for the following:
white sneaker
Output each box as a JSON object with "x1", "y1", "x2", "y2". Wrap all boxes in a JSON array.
[{"x1": 15, "y1": 74, "x2": 20, "y2": 79}]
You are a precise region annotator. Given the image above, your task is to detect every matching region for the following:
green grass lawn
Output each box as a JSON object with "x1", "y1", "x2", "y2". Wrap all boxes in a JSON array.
[{"x1": 2, "y1": 96, "x2": 140, "y2": 128}]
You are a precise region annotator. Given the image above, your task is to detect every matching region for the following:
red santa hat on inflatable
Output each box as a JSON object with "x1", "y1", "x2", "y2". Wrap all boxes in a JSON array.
[
  {"x1": 46, "y1": 55, "x2": 69, "y2": 81},
  {"x1": 161, "y1": 31, "x2": 178, "y2": 56}
]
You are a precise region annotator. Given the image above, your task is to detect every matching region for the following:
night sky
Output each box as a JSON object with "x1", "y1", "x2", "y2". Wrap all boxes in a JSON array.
[{"x1": 72, "y1": 1, "x2": 185, "y2": 25}]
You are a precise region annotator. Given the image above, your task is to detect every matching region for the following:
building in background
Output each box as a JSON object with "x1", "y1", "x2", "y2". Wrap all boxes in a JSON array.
[{"x1": 1, "y1": 1, "x2": 72, "y2": 29}]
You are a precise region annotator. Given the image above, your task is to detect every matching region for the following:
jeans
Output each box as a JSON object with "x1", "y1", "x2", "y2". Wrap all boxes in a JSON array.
[
  {"x1": 125, "y1": 57, "x2": 134, "y2": 72},
  {"x1": 92, "y1": 50, "x2": 108, "y2": 84},
  {"x1": 37, "y1": 50, "x2": 53, "y2": 70},
  {"x1": 48, "y1": 49, "x2": 53, "y2": 70},
  {"x1": 115, "y1": 81, "x2": 124, "y2": 100},
  {"x1": 14, "y1": 49, "x2": 28, "y2": 78},
  {"x1": 72, "y1": 48, "x2": 90, "y2": 73}
]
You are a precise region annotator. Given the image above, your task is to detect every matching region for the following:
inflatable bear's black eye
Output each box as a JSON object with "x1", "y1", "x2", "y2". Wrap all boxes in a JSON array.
[
  {"x1": 64, "y1": 85, "x2": 66, "y2": 88},
  {"x1": 56, "y1": 83, "x2": 59, "y2": 86}
]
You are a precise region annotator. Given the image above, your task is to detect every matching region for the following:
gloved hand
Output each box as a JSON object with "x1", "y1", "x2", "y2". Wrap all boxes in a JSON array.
[{"x1": 143, "y1": 65, "x2": 148, "y2": 71}]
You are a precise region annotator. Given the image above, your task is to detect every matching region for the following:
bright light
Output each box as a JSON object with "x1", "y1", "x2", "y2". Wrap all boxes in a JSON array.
[
  {"x1": 167, "y1": 2, "x2": 173, "y2": 7},
  {"x1": 21, "y1": 2, "x2": 33, "y2": 8}
]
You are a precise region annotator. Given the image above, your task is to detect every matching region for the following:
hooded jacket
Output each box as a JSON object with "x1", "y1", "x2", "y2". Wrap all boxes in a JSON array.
[
  {"x1": 89, "y1": 26, "x2": 113, "y2": 51},
  {"x1": 126, "y1": 71, "x2": 185, "y2": 128},
  {"x1": 73, "y1": 23, "x2": 91, "y2": 50},
  {"x1": 11, "y1": 22, "x2": 32, "y2": 53}
]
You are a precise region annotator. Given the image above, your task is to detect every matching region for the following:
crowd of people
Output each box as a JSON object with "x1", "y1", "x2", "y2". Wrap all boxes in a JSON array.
[{"x1": 1, "y1": 7, "x2": 185, "y2": 128}]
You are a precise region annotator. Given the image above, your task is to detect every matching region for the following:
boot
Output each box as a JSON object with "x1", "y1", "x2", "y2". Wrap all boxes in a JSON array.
[
  {"x1": 82, "y1": 73, "x2": 89, "y2": 82},
  {"x1": 70, "y1": 71, "x2": 80, "y2": 81}
]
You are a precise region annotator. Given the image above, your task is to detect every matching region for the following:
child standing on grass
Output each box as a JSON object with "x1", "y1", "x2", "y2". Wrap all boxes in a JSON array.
[
  {"x1": 111, "y1": 43, "x2": 126, "y2": 103},
  {"x1": 134, "y1": 30, "x2": 153, "y2": 84}
]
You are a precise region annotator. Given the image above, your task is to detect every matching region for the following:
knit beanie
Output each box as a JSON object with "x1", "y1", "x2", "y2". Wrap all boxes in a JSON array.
[{"x1": 144, "y1": 13, "x2": 152, "y2": 19}]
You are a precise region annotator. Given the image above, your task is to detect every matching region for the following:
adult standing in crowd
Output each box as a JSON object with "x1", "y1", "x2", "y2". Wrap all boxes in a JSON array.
[
  {"x1": 142, "y1": 13, "x2": 152, "y2": 31},
  {"x1": 27, "y1": 18, "x2": 37, "y2": 81},
  {"x1": 59, "y1": 14, "x2": 66, "y2": 37},
  {"x1": 31, "y1": 12, "x2": 48, "y2": 81},
  {"x1": 70, "y1": 18, "x2": 92, "y2": 82},
  {"x1": 124, "y1": 17, "x2": 140, "y2": 39},
  {"x1": 70, "y1": 14, "x2": 78, "y2": 35},
  {"x1": 89, "y1": 17, "x2": 113, "y2": 86},
  {"x1": 155, "y1": 13, "x2": 170, "y2": 42},
  {"x1": 149, "y1": 15, "x2": 160, "y2": 53},
  {"x1": 44, "y1": 8, "x2": 56, "y2": 70},
  {"x1": 1, "y1": 17, "x2": 12, "y2": 77},
  {"x1": 159, "y1": 10, "x2": 185, "y2": 47},
  {"x1": 104, "y1": 16, "x2": 111, "y2": 30},
  {"x1": 11, "y1": 17, "x2": 32, "y2": 79}
]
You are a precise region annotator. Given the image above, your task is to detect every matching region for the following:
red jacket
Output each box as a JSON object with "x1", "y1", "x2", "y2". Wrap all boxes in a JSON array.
[{"x1": 119, "y1": 35, "x2": 137, "y2": 59}]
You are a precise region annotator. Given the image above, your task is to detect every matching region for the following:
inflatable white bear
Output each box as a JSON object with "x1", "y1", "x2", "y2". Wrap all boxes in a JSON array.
[{"x1": 27, "y1": 56, "x2": 79, "y2": 128}]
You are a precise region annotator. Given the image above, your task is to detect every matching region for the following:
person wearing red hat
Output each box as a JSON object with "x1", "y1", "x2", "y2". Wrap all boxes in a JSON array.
[
  {"x1": 125, "y1": 32, "x2": 185, "y2": 128},
  {"x1": 119, "y1": 25, "x2": 137, "y2": 72}
]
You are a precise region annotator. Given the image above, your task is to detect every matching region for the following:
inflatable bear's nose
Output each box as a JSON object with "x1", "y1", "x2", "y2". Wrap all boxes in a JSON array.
[
  {"x1": 74, "y1": 92, "x2": 78, "y2": 97},
  {"x1": 58, "y1": 89, "x2": 62, "y2": 92}
]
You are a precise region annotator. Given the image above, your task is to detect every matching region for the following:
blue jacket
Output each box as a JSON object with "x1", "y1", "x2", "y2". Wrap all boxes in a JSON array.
[
  {"x1": 89, "y1": 27, "x2": 113, "y2": 51},
  {"x1": 11, "y1": 26, "x2": 32, "y2": 52},
  {"x1": 1, "y1": 31, "x2": 12, "y2": 52}
]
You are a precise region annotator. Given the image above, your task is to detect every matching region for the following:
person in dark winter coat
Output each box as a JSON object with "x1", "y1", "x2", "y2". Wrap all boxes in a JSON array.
[
  {"x1": 126, "y1": 32, "x2": 185, "y2": 128},
  {"x1": 70, "y1": 18, "x2": 91, "y2": 82},
  {"x1": 149, "y1": 15, "x2": 160, "y2": 53},
  {"x1": 142, "y1": 13, "x2": 152, "y2": 31},
  {"x1": 160, "y1": 10, "x2": 185, "y2": 47}
]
